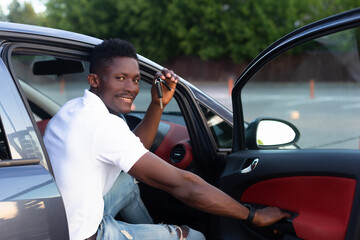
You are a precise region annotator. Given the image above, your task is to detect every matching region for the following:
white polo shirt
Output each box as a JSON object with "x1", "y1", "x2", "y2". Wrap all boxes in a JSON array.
[{"x1": 44, "y1": 89, "x2": 148, "y2": 240}]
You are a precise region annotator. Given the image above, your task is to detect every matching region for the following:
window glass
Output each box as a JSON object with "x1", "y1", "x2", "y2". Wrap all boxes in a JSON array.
[
  {"x1": 11, "y1": 53, "x2": 89, "y2": 106},
  {"x1": 200, "y1": 104, "x2": 232, "y2": 149},
  {"x1": 132, "y1": 80, "x2": 180, "y2": 112},
  {"x1": 11, "y1": 52, "x2": 187, "y2": 130},
  {"x1": 242, "y1": 27, "x2": 360, "y2": 149},
  {"x1": 11, "y1": 53, "x2": 183, "y2": 122},
  {"x1": 0, "y1": 60, "x2": 47, "y2": 167},
  {"x1": 130, "y1": 79, "x2": 185, "y2": 126},
  {"x1": 10, "y1": 51, "x2": 188, "y2": 165}
]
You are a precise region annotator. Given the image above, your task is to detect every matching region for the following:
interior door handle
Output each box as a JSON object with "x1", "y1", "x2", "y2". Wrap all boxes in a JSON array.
[
  {"x1": 241, "y1": 158, "x2": 259, "y2": 174},
  {"x1": 241, "y1": 203, "x2": 299, "y2": 239}
]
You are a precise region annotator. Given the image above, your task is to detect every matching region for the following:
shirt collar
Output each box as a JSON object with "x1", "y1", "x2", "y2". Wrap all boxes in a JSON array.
[{"x1": 83, "y1": 89, "x2": 110, "y2": 115}]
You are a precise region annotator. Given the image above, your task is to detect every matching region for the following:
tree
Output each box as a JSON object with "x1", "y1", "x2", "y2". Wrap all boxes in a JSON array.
[
  {"x1": 6, "y1": 0, "x2": 44, "y2": 25},
  {"x1": 45, "y1": 0, "x2": 178, "y2": 61},
  {"x1": 44, "y1": 0, "x2": 360, "y2": 62},
  {"x1": 0, "y1": 8, "x2": 6, "y2": 21}
]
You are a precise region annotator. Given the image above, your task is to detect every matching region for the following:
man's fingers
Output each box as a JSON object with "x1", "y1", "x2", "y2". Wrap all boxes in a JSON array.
[
  {"x1": 155, "y1": 69, "x2": 178, "y2": 86},
  {"x1": 252, "y1": 206, "x2": 293, "y2": 227},
  {"x1": 271, "y1": 207, "x2": 292, "y2": 219},
  {"x1": 283, "y1": 211, "x2": 292, "y2": 218}
]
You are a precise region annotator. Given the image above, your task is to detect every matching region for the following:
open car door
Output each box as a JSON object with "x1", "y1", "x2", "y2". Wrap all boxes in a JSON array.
[
  {"x1": 217, "y1": 9, "x2": 360, "y2": 240},
  {"x1": 0, "y1": 57, "x2": 69, "y2": 239}
]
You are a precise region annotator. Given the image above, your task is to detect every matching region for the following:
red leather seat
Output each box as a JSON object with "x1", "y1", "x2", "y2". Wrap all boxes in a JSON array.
[{"x1": 37, "y1": 119, "x2": 50, "y2": 136}]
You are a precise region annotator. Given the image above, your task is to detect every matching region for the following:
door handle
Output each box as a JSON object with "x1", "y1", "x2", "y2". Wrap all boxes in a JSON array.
[
  {"x1": 241, "y1": 203, "x2": 299, "y2": 239},
  {"x1": 241, "y1": 158, "x2": 259, "y2": 174}
]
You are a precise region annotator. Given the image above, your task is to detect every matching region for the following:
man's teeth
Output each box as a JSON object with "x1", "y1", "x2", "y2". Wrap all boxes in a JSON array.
[{"x1": 119, "y1": 97, "x2": 132, "y2": 102}]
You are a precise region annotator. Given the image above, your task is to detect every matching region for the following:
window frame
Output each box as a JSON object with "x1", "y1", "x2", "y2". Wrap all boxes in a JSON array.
[{"x1": 1, "y1": 42, "x2": 90, "y2": 172}]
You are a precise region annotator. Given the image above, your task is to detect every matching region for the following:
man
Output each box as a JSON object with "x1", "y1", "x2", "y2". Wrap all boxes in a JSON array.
[{"x1": 44, "y1": 39, "x2": 290, "y2": 240}]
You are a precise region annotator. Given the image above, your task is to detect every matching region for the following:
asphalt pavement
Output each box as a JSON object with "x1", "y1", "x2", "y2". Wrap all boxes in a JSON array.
[
  {"x1": 192, "y1": 81, "x2": 233, "y2": 110},
  {"x1": 192, "y1": 81, "x2": 360, "y2": 149}
]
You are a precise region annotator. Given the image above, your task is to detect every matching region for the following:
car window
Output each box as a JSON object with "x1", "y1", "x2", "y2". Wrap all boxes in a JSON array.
[
  {"x1": 128, "y1": 78, "x2": 186, "y2": 126},
  {"x1": 11, "y1": 52, "x2": 185, "y2": 123},
  {"x1": 242, "y1": 27, "x2": 360, "y2": 149},
  {"x1": 10, "y1": 52, "x2": 188, "y2": 132},
  {"x1": 11, "y1": 53, "x2": 89, "y2": 107},
  {"x1": 0, "y1": 59, "x2": 48, "y2": 167},
  {"x1": 200, "y1": 104, "x2": 232, "y2": 149}
]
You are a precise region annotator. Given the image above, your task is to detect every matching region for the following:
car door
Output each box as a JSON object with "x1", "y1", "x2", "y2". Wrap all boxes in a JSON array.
[
  {"x1": 217, "y1": 9, "x2": 360, "y2": 240},
  {"x1": 0, "y1": 55, "x2": 69, "y2": 239}
]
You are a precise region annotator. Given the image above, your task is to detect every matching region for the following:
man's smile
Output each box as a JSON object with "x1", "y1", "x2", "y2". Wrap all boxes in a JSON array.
[{"x1": 115, "y1": 94, "x2": 135, "y2": 103}]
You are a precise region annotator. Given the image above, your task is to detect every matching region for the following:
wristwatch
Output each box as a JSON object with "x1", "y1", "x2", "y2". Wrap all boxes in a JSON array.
[{"x1": 246, "y1": 206, "x2": 256, "y2": 224}]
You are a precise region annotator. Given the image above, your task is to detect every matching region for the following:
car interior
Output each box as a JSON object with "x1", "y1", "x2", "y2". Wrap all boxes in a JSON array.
[
  {"x1": 9, "y1": 50, "x2": 216, "y2": 237},
  {"x1": 0, "y1": 119, "x2": 10, "y2": 160}
]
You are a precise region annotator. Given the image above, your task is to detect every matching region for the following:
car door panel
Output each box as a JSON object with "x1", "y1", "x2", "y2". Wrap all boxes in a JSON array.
[
  {"x1": 241, "y1": 176, "x2": 355, "y2": 240},
  {"x1": 0, "y1": 164, "x2": 69, "y2": 239},
  {"x1": 219, "y1": 150, "x2": 360, "y2": 240},
  {"x1": 219, "y1": 9, "x2": 360, "y2": 240},
  {"x1": 0, "y1": 52, "x2": 69, "y2": 239}
]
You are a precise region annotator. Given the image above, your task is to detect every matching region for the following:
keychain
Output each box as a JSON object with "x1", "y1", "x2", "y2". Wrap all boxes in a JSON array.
[{"x1": 155, "y1": 77, "x2": 171, "y2": 109}]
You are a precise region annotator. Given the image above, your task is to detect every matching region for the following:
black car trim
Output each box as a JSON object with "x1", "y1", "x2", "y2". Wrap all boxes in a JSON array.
[{"x1": 174, "y1": 85, "x2": 221, "y2": 182}]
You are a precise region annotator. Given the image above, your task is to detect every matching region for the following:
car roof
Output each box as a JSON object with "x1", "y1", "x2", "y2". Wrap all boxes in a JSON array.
[{"x1": 0, "y1": 21, "x2": 102, "y2": 49}]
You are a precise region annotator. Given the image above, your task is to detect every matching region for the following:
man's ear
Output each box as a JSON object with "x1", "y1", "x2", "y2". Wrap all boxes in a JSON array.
[{"x1": 88, "y1": 73, "x2": 100, "y2": 88}]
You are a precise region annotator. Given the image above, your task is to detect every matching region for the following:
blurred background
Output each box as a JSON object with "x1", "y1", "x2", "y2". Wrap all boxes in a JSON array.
[
  {"x1": 1, "y1": 0, "x2": 359, "y2": 83},
  {"x1": 2, "y1": 0, "x2": 360, "y2": 149}
]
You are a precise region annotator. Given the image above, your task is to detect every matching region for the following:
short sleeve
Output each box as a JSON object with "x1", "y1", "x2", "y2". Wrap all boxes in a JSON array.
[{"x1": 94, "y1": 115, "x2": 148, "y2": 172}]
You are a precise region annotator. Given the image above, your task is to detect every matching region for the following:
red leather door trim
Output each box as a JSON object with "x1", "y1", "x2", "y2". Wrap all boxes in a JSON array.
[
  {"x1": 240, "y1": 176, "x2": 356, "y2": 240},
  {"x1": 154, "y1": 122, "x2": 192, "y2": 169},
  {"x1": 37, "y1": 119, "x2": 50, "y2": 136}
]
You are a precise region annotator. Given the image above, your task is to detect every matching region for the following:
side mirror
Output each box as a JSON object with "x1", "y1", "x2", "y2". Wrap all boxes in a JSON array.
[{"x1": 245, "y1": 118, "x2": 300, "y2": 149}]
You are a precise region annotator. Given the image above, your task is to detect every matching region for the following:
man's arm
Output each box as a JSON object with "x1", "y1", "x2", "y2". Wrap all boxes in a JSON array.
[
  {"x1": 133, "y1": 68, "x2": 178, "y2": 149},
  {"x1": 128, "y1": 152, "x2": 291, "y2": 226},
  {"x1": 132, "y1": 101, "x2": 164, "y2": 149}
]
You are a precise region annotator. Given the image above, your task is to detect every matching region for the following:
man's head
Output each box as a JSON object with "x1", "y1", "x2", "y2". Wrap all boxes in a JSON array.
[
  {"x1": 89, "y1": 39, "x2": 138, "y2": 75},
  {"x1": 88, "y1": 39, "x2": 140, "y2": 114}
]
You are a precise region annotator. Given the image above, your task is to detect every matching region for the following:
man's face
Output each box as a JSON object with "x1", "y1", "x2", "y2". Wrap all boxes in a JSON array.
[{"x1": 95, "y1": 57, "x2": 140, "y2": 114}]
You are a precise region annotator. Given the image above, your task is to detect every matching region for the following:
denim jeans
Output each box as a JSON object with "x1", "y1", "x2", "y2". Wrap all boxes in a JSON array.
[{"x1": 96, "y1": 172, "x2": 205, "y2": 240}]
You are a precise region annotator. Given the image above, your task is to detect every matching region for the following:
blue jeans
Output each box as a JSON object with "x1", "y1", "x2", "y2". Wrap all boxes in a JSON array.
[{"x1": 96, "y1": 172, "x2": 206, "y2": 240}]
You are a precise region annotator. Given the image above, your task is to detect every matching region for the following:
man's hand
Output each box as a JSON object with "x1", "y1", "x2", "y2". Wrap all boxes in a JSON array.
[
  {"x1": 151, "y1": 68, "x2": 179, "y2": 108},
  {"x1": 252, "y1": 206, "x2": 292, "y2": 227},
  {"x1": 133, "y1": 68, "x2": 179, "y2": 148}
]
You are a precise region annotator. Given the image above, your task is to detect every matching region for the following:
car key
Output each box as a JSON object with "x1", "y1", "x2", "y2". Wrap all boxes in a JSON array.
[
  {"x1": 161, "y1": 78, "x2": 171, "y2": 91},
  {"x1": 155, "y1": 77, "x2": 172, "y2": 109},
  {"x1": 155, "y1": 78, "x2": 164, "y2": 109}
]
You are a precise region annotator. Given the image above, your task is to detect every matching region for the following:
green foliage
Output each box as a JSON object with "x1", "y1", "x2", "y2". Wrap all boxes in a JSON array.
[
  {"x1": 5, "y1": 0, "x2": 45, "y2": 25},
  {"x1": 0, "y1": 9, "x2": 6, "y2": 21},
  {"x1": 40, "y1": 0, "x2": 360, "y2": 62}
]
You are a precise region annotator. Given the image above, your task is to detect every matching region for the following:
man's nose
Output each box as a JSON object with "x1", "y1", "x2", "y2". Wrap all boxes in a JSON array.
[{"x1": 123, "y1": 79, "x2": 138, "y2": 92}]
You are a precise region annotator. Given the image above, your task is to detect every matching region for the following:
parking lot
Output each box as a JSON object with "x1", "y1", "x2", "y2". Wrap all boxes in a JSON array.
[{"x1": 194, "y1": 81, "x2": 360, "y2": 149}]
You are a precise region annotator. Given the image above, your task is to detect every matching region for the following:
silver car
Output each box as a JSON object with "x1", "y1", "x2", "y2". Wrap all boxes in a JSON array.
[{"x1": 1, "y1": 8, "x2": 360, "y2": 240}]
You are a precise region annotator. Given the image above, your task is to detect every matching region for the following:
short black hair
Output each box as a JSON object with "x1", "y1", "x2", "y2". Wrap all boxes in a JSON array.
[{"x1": 89, "y1": 39, "x2": 138, "y2": 74}]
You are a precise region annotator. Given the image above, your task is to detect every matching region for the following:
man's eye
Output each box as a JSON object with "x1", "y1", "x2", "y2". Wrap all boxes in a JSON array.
[
  {"x1": 134, "y1": 79, "x2": 140, "y2": 83},
  {"x1": 116, "y1": 76, "x2": 124, "y2": 80}
]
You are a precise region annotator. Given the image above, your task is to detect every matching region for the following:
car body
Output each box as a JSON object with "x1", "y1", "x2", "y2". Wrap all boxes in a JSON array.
[{"x1": 1, "y1": 7, "x2": 360, "y2": 240}]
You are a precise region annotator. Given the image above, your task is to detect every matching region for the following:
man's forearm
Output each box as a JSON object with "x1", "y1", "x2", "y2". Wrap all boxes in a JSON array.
[
  {"x1": 169, "y1": 171, "x2": 250, "y2": 220},
  {"x1": 133, "y1": 101, "x2": 163, "y2": 149},
  {"x1": 130, "y1": 152, "x2": 290, "y2": 227}
]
